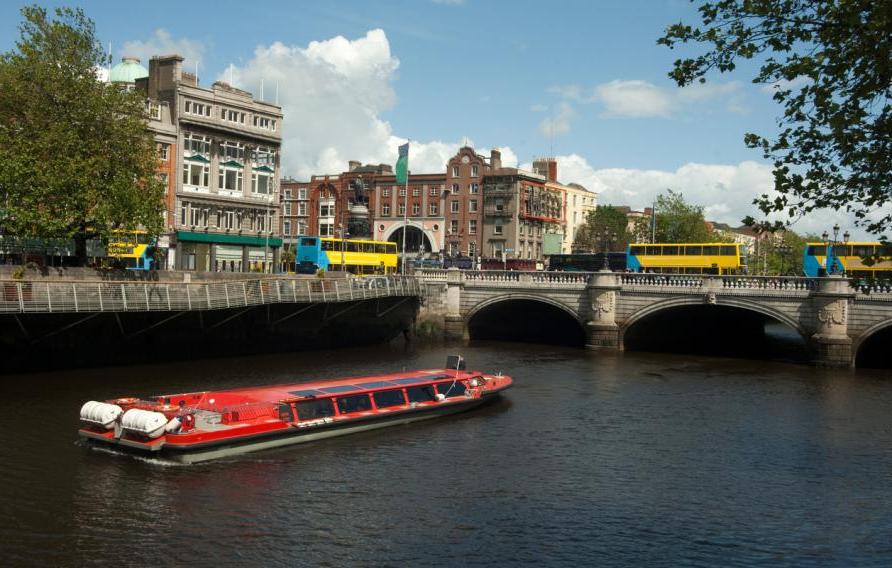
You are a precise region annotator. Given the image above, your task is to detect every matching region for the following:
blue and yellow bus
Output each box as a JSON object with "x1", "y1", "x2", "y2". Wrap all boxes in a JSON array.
[
  {"x1": 295, "y1": 236, "x2": 398, "y2": 274},
  {"x1": 626, "y1": 243, "x2": 747, "y2": 275},
  {"x1": 107, "y1": 230, "x2": 156, "y2": 271},
  {"x1": 803, "y1": 242, "x2": 892, "y2": 279}
]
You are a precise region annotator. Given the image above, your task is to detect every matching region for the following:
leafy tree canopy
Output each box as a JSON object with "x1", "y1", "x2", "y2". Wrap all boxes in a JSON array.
[
  {"x1": 0, "y1": 5, "x2": 163, "y2": 264},
  {"x1": 659, "y1": 0, "x2": 892, "y2": 239},
  {"x1": 632, "y1": 190, "x2": 728, "y2": 243},
  {"x1": 573, "y1": 205, "x2": 630, "y2": 252}
]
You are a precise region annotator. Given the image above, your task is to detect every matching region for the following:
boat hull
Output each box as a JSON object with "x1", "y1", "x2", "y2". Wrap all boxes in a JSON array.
[{"x1": 82, "y1": 391, "x2": 504, "y2": 464}]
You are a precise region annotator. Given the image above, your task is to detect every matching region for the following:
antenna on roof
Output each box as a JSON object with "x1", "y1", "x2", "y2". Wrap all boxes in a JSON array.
[
  {"x1": 260, "y1": 78, "x2": 264, "y2": 101},
  {"x1": 275, "y1": 81, "x2": 279, "y2": 105},
  {"x1": 229, "y1": 64, "x2": 234, "y2": 86},
  {"x1": 195, "y1": 60, "x2": 199, "y2": 85}
]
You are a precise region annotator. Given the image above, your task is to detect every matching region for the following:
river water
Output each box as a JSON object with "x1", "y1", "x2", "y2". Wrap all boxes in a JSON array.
[{"x1": 2, "y1": 341, "x2": 891, "y2": 566}]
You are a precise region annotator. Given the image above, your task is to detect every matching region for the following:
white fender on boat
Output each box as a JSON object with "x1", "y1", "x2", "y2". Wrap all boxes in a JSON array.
[
  {"x1": 164, "y1": 417, "x2": 182, "y2": 434},
  {"x1": 80, "y1": 401, "x2": 123, "y2": 430},
  {"x1": 121, "y1": 408, "x2": 169, "y2": 438}
]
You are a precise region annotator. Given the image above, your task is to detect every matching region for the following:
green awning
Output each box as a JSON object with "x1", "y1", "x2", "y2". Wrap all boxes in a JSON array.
[
  {"x1": 185, "y1": 154, "x2": 210, "y2": 163},
  {"x1": 220, "y1": 160, "x2": 244, "y2": 168},
  {"x1": 176, "y1": 231, "x2": 282, "y2": 247},
  {"x1": 253, "y1": 165, "x2": 275, "y2": 173}
]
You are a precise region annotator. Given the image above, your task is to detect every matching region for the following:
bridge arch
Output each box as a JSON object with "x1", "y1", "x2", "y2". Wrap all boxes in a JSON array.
[
  {"x1": 853, "y1": 320, "x2": 892, "y2": 368},
  {"x1": 465, "y1": 293, "x2": 586, "y2": 346}
]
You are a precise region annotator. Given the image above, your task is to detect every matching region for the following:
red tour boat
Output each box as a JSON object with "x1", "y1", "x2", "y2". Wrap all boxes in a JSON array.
[{"x1": 78, "y1": 356, "x2": 512, "y2": 463}]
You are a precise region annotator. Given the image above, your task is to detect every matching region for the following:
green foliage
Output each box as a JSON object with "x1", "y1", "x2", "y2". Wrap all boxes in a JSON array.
[
  {"x1": 750, "y1": 229, "x2": 809, "y2": 276},
  {"x1": 659, "y1": 1, "x2": 892, "y2": 238},
  {"x1": 0, "y1": 5, "x2": 164, "y2": 264},
  {"x1": 573, "y1": 205, "x2": 630, "y2": 252},
  {"x1": 645, "y1": 190, "x2": 727, "y2": 243}
]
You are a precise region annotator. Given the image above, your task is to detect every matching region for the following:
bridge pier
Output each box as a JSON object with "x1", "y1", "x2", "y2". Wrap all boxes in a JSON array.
[
  {"x1": 810, "y1": 275, "x2": 854, "y2": 367},
  {"x1": 585, "y1": 270, "x2": 622, "y2": 351},
  {"x1": 444, "y1": 267, "x2": 468, "y2": 340}
]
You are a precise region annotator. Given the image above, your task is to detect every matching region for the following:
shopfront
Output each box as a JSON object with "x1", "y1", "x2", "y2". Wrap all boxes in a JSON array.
[{"x1": 175, "y1": 231, "x2": 282, "y2": 272}]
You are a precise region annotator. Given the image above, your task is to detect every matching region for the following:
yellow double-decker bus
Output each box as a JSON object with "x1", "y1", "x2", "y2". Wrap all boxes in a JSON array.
[
  {"x1": 319, "y1": 237, "x2": 397, "y2": 274},
  {"x1": 626, "y1": 243, "x2": 746, "y2": 275},
  {"x1": 107, "y1": 230, "x2": 156, "y2": 270},
  {"x1": 803, "y1": 242, "x2": 892, "y2": 279}
]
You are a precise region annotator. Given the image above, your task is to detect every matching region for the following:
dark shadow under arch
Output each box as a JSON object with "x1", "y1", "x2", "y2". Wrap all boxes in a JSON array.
[
  {"x1": 623, "y1": 304, "x2": 808, "y2": 362},
  {"x1": 467, "y1": 299, "x2": 585, "y2": 347},
  {"x1": 855, "y1": 324, "x2": 892, "y2": 369}
]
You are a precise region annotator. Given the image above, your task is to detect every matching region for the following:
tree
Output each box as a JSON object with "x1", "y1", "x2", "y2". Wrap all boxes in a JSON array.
[
  {"x1": 0, "y1": 6, "x2": 163, "y2": 265},
  {"x1": 573, "y1": 205, "x2": 630, "y2": 252},
  {"x1": 646, "y1": 190, "x2": 723, "y2": 243},
  {"x1": 659, "y1": 1, "x2": 892, "y2": 239}
]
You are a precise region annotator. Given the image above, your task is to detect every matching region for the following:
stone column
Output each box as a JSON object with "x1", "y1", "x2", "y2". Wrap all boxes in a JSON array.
[
  {"x1": 443, "y1": 267, "x2": 466, "y2": 340},
  {"x1": 585, "y1": 270, "x2": 622, "y2": 350},
  {"x1": 810, "y1": 275, "x2": 854, "y2": 367}
]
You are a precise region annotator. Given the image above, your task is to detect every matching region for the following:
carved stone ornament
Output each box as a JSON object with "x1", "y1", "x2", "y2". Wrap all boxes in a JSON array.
[
  {"x1": 705, "y1": 292, "x2": 717, "y2": 305},
  {"x1": 592, "y1": 292, "x2": 615, "y2": 319},
  {"x1": 817, "y1": 301, "x2": 847, "y2": 327}
]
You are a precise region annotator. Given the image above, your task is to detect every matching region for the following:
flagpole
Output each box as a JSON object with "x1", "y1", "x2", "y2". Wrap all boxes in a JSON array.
[{"x1": 401, "y1": 165, "x2": 409, "y2": 275}]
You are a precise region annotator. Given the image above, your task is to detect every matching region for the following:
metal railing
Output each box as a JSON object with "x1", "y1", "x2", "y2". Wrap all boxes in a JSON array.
[{"x1": 0, "y1": 276, "x2": 419, "y2": 314}]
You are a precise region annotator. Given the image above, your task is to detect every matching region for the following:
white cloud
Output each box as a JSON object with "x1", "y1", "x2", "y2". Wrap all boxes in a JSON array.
[
  {"x1": 547, "y1": 79, "x2": 744, "y2": 118},
  {"x1": 538, "y1": 102, "x2": 575, "y2": 137},
  {"x1": 531, "y1": 154, "x2": 869, "y2": 238},
  {"x1": 121, "y1": 29, "x2": 206, "y2": 69}
]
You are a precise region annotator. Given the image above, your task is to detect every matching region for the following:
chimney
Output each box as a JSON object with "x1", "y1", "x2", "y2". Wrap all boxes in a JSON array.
[
  {"x1": 348, "y1": 160, "x2": 361, "y2": 171},
  {"x1": 148, "y1": 55, "x2": 184, "y2": 98},
  {"x1": 490, "y1": 149, "x2": 502, "y2": 170},
  {"x1": 532, "y1": 158, "x2": 557, "y2": 181}
]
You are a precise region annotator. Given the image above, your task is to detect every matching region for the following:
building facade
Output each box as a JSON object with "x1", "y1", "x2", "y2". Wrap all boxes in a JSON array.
[{"x1": 138, "y1": 55, "x2": 283, "y2": 272}]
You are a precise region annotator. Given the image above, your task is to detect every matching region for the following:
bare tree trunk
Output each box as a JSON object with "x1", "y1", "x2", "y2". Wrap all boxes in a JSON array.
[{"x1": 74, "y1": 232, "x2": 88, "y2": 267}]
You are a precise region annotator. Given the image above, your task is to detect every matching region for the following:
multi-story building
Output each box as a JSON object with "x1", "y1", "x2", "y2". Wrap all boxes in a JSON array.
[
  {"x1": 370, "y1": 171, "x2": 446, "y2": 257},
  {"x1": 482, "y1": 167, "x2": 556, "y2": 261},
  {"x1": 137, "y1": 55, "x2": 283, "y2": 272},
  {"x1": 532, "y1": 157, "x2": 598, "y2": 254},
  {"x1": 443, "y1": 147, "x2": 495, "y2": 259},
  {"x1": 279, "y1": 177, "x2": 310, "y2": 255}
]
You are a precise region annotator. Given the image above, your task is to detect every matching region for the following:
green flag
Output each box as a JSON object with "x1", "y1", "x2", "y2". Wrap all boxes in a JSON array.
[{"x1": 395, "y1": 142, "x2": 409, "y2": 184}]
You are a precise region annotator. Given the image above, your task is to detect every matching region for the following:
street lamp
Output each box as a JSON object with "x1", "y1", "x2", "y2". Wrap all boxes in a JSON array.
[
  {"x1": 776, "y1": 242, "x2": 792, "y2": 275},
  {"x1": 337, "y1": 223, "x2": 348, "y2": 272},
  {"x1": 600, "y1": 228, "x2": 617, "y2": 271},
  {"x1": 820, "y1": 223, "x2": 850, "y2": 276}
]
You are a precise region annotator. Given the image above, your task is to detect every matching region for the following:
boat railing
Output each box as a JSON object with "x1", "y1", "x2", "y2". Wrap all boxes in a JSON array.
[{"x1": 0, "y1": 275, "x2": 420, "y2": 314}]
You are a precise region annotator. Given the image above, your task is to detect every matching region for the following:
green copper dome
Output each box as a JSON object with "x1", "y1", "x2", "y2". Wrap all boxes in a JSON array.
[{"x1": 109, "y1": 56, "x2": 148, "y2": 84}]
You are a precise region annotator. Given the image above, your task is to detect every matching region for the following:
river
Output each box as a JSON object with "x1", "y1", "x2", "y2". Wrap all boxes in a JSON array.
[{"x1": 1, "y1": 341, "x2": 891, "y2": 566}]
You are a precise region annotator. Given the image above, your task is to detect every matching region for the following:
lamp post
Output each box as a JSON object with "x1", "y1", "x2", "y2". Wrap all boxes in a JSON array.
[
  {"x1": 600, "y1": 228, "x2": 617, "y2": 271},
  {"x1": 777, "y1": 242, "x2": 791, "y2": 275},
  {"x1": 337, "y1": 223, "x2": 347, "y2": 272},
  {"x1": 821, "y1": 223, "x2": 850, "y2": 276}
]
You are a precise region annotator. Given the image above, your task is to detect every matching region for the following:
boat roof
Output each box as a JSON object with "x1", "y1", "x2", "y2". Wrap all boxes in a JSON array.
[{"x1": 163, "y1": 368, "x2": 471, "y2": 407}]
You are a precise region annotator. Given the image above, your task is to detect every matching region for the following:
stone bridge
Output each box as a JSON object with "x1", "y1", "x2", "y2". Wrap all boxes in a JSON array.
[{"x1": 416, "y1": 268, "x2": 892, "y2": 367}]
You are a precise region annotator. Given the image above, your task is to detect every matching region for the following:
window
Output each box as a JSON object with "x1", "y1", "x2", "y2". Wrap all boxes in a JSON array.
[
  {"x1": 398, "y1": 203, "x2": 406, "y2": 216},
  {"x1": 184, "y1": 100, "x2": 211, "y2": 117},
  {"x1": 253, "y1": 210, "x2": 268, "y2": 231},
  {"x1": 449, "y1": 220, "x2": 458, "y2": 234},
  {"x1": 382, "y1": 188, "x2": 391, "y2": 198},
  {"x1": 158, "y1": 143, "x2": 169, "y2": 161},
  {"x1": 217, "y1": 209, "x2": 236, "y2": 230},
  {"x1": 183, "y1": 133, "x2": 211, "y2": 155},
  {"x1": 373, "y1": 390, "x2": 406, "y2": 408},
  {"x1": 382, "y1": 204, "x2": 391, "y2": 216},
  {"x1": 253, "y1": 115, "x2": 276, "y2": 130},
  {"x1": 283, "y1": 220, "x2": 291, "y2": 235},
  {"x1": 519, "y1": 223, "x2": 525, "y2": 235},
  {"x1": 146, "y1": 101, "x2": 161, "y2": 120},
  {"x1": 337, "y1": 394, "x2": 372, "y2": 414},
  {"x1": 495, "y1": 198, "x2": 504, "y2": 212},
  {"x1": 412, "y1": 203, "x2": 420, "y2": 216},
  {"x1": 451, "y1": 201, "x2": 460, "y2": 213},
  {"x1": 468, "y1": 220, "x2": 477, "y2": 235},
  {"x1": 429, "y1": 203, "x2": 438, "y2": 216},
  {"x1": 320, "y1": 222, "x2": 334, "y2": 237},
  {"x1": 284, "y1": 203, "x2": 292, "y2": 215},
  {"x1": 451, "y1": 183, "x2": 459, "y2": 194},
  {"x1": 253, "y1": 146, "x2": 275, "y2": 166},
  {"x1": 412, "y1": 187, "x2": 421, "y2": 197},
  {"x1": 720, "y1": 245, "x2": 737, "y2": 256},
  {"x1": 469, "y1": 200, "x2": 478, "y2": 213},
  {"x1": 218, "y1": 165, "x2": 243, "y2": 192},
  {"x1": 158, "y1": 172, "x2": 169, "y2": 193},
  {"x1": 406, "y1": 385, "x2": 436, "y2": 403},
  {"x1": 296, "y1": 399, "x2": 335, "y2": 420},
  {"x1": 252, "y1": 171, "x2": 272, "y2": 195},
  {"x1": 399, "y1": 187, "x2": 406, "y2": 197},
  {"x1": 685, "y1": 246, "x2": 702, "y2": 255},
  {"x1": 182, "y1": 162, "x2": 209, "y2": 188},
  {"x1": 436, "y1": 381, "x2": 467, "y2": 398},
  {"x1": 297, "y1": 220, "x2": 307, "y2": 236},
  {"x1": 320, "y1": 204, "x2": 334, "y2": 217},
  {"x1": 470, "y1": 183, "x2": 479, "y2": 194},
  {"x1": 221, "y1": 108, "x2": 245, "y2": 124},
  {"x1": 429, "y1": 186, "x2": 439, "y2": 196},
  {"x1": 186, "y1": 204, "x2": 208, "y2": 227},
  {"x1": 297, "y1": 202, "x2": 307, "y2": 216},
  {"x1": 468, "y1": 241, "x2": 476, "y2": 257},
  {"x1": 451, "y1": 166, "x2": 459, "y2": 177},
  {"x1": 471, "y1": 165, "x2": 478, "y2": 177},
  {"x1": 298, "y1": 188, "x2": 308, "y2": 200},
  {"x1": 449, "y1": 242, "x2": 459, "y2": 256},
  {"x1": 494, "y1": 220, "x2": 503, "y2": 235}
]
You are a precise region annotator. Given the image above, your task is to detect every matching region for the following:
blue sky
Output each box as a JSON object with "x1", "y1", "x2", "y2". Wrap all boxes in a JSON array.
[{"x1": 0, "y1": 0, "x2": 869, "y2": 237}]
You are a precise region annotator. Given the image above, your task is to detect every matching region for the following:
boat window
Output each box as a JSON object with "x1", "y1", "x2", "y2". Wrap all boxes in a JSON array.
[
  {"x1": 406, "y1": 385, "x2": 436, "y2": 403},
  {"x1": 373, "y1": 389, "x2": 406, "y2": 408},
  {"x1": 277, "y1": 403, "x2": 294, "y2": 422},
  {"x1": 337, "y1": 394, "x2": 372, "y2": 414},
  {"x1": 295, "y1": 399, "x2": 335, "y2": 421},
  {"x1": 436, "y1": 381, "x2": 467, "y2": 398}
]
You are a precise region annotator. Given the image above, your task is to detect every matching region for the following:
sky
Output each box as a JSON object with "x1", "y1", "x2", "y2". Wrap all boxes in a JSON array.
[{"x1": 0, "y1": 0, "x2": 874, "y2": 238}]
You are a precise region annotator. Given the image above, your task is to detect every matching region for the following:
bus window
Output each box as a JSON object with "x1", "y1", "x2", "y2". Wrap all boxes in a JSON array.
[
  {"x1": 720, "y1": 245, "x2": 737, "y2": 256},
  {"x1": 685, "y1": 246, "x2": 702, "y2": 255},
  {"x1": 851, "y1": 245, "x2": 873, "y2": 257},
  {"x1": 662, "y1": 246, "x2": 679, "y2": 255},
  {"x1": 300, "y1": 237, "x2": 317, "y2": 246},
  {"x1": 630, "y1": 245, "x2": 645, "y2": 255},
  {"x1": 877, "y1": 245, "x2": 892, "y2": 257},
  {"x1": 645, "y1": 246, "x2": 661, "y2": 255},
  {"x1": 321, "y1": 240, "x2": 335, "y2": 251},
  {"x1": 702, "y1": 246, "x2": 719, "y2": 255},
  {"x1": 807, "y1": 245, "x2": 826, "y2": 256}
]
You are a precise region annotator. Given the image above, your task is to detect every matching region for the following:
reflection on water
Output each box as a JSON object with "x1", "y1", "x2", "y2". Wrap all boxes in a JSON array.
[{"x1": 2, "y1": 341, "x2": 891, "y2": 566}]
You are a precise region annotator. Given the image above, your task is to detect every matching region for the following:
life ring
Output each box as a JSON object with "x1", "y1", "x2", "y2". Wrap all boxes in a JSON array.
[{"x1": 115, "y1": 397, "x2": 139, "y2": 406}]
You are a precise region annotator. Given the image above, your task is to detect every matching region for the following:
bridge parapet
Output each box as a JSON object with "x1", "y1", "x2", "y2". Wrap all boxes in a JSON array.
[{"x1": 0, "y1": 276, "x2": 420, "y2": 314}]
